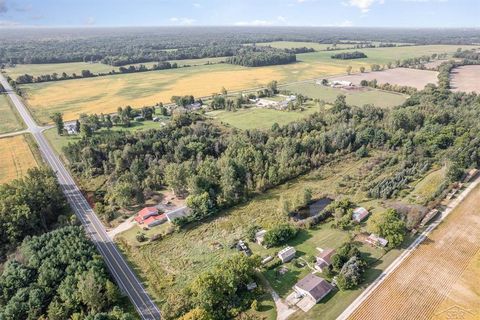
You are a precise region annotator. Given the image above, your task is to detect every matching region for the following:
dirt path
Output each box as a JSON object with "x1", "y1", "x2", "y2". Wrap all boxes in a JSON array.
[
  {"x1": 259, "y1": 273, "x2": 298, "y2": 320},
  {"x1": 107, "y1": 217, "x2": 135, "y2": 239},
  {"x1": 342, "y1": 179, "x2": 480, "y2": 320}
]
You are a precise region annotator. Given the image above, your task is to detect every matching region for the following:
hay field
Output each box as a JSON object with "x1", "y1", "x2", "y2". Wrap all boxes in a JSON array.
[
  {"x1": 253, "y1": 41, "x2": 354, "y2": 50},
  {"x1": 0, "y1": 94, "x2": 24, "y2": 134},
  {"x1": 331, "y1": 68, "x2": 439, "y2": 90},
  {"x1": 20, "y1": 45, "x2": 469, "y2": 124},
  {"x1": 450, "y1": 65, "x2": 480, "y2": 93},
  {"x1": 4, "y1": 57, "x2": 227, "y2": 79},
  {"x1": 0, "y1": 134, "x2": 39, "y2": 184},
  {"x1": 348, "y1": 184, "x2": 480, "y2": 320},
  {"x1": 284, "y1": 82, "x2": 408, "y2": 108}
]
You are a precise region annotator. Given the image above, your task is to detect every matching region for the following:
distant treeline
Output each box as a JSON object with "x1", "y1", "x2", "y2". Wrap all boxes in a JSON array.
[
  {"x1": 1, "y1": 27, "x2": 479, "y2": 65},
  {"x1": 331, "y1": 51, "x2": 367, "y2": 59},
  {"x1": 226, "y1": 47, "x2": 296, "y2": 67}
]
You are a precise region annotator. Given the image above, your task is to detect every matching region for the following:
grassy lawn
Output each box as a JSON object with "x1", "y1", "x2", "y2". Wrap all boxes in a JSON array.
[
  {"x1": 283, "y1": 82, "x2": 408, "y2": 109},
  {"x1": 18, "y1": 45, "x2": 470, "y2": 124},
  {"x1": 206, "y1": 103, "x2": 321, "y2": 130},
  {"x1": 0, "y1": 94, "x2": 25, "y2": 134},
  {"x1": 0, "y1": 134, "x2": 40, "y2": 184},
  {"x1": 44, "y1": 115, "x2": 170, "y2": 156}
]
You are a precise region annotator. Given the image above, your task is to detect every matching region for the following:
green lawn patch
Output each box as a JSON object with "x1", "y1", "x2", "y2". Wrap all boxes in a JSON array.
[{"x1": 0, "y1": 94, "x2": 25, "y2": 134}]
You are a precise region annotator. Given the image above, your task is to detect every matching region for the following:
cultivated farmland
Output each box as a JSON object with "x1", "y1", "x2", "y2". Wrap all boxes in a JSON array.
[
  {"x1": 347, "y1": 184, "x2": 480, "y2": 320},
  {"x1": 283, "y1": 82, "x2": 408, "y2": 108},
  {"x1": 0, "y1": 134, "x2": 39, "y2": 183},
  {"x1": 18, "y1": 45, "x2": 469, "y2": 123},
  {"x1": 0, "y1": 94, "x2": 24, "y2": 134},
  {"x1": 450, "y1": 65, "x2": 480, "y2": 93},
  {"x1": 330, "y1": 68, "x2": 439, "y2": 90}
]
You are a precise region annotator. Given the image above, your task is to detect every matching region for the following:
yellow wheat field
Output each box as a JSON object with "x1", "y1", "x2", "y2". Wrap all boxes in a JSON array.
[{"x1": 0, "y1": 135, "x2": 38, "y2": 184}]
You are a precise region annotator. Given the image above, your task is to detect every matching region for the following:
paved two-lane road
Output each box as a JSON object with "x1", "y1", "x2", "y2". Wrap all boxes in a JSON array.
[{"x1": 0, "y1": 74, "x2": 161, "y2": 320}]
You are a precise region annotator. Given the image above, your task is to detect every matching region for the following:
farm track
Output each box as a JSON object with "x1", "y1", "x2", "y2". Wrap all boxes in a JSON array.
[{"x1": 345, "y1": 184, "x2": 480, "y2": 320}]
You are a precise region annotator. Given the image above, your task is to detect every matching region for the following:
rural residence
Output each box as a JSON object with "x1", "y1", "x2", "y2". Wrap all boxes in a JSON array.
[
  {"x1": 353, "y1": 207, "x2": 370, "y2": 223},
  {"x1": 293, "y1": 274, "x2": 334, "y2": 311},
  {"x1": 134, "y1": 207, "x2": 167, "y2": 228},
  {"x1": 366, "y1": 234, "x2": 388, "y2": 247},
  {"x1": 315, "y1": 248, "x2": 336, "y2": 272}
]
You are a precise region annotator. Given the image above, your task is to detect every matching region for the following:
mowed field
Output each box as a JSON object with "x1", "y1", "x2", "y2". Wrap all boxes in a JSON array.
[
  {"x1": 347, "y1": 184, "x2": 480, "y2": 320},
  {"x1": 0, "y1": 94, "x2": 24, "y2": 134},
  {"x1": 283, "y1": 82, "x2": 408, "y2": 108},
  {"x1": 18, "y1": 45, "x2": 469, "y2": 124},
  {"x1": 450, "y1": 65, "x2": 480, "y2": 93},
  {"x1": 330, "y1": 68, "x2": 439, "y2": 90},
  {"x1": 0, "y1": 134, "x2": 39, "y2": 183}
]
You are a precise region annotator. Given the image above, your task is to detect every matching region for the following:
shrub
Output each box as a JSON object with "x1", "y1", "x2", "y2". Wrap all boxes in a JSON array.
[{"x1": 262, "y1": 224, "x2": 298, "y2": 248}]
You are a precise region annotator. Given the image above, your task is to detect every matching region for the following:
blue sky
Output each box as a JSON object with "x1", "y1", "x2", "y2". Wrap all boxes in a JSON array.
[{"x1": 0, "y1": 0, "x2": 478, "y2": 28}]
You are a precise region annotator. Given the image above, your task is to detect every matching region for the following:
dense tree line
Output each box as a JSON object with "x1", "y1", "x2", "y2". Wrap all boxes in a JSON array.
[
  {"x1": 1, "y1": 27, "x2": 478, "y2": 65},
  {"x1": 0, "y1": 226, "x2": 134, "y2": 320},
  {"x1": 331, "y1": 51, "x2": 367, "y2": 59},
  {"x1": 0, "y1": 168, "x2": 67, "y2": 259},
  {"x1": 226, "y1": 47, "x2": 296, "y2": 67}
]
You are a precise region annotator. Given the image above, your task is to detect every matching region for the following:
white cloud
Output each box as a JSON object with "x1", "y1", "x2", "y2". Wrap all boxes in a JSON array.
[
  {"x1": 277, "y1": 15, "x2": 287, "y2": 22},
  {"x1": 0, "y1": 20, "x2": 20, "y2": 26},
  {"x1": 169, "y1": 17, "x2": 196, "y2": 25},
  {"x1": 193, "y1": 3, "x2": 201, "y2": 8},
  {"x1": 338, "y1": 20, "x2": 353, "y2": 27},
  {"x1": 345, "y1": 0, "x2": 384, "y2": 13},
  {"x1": 234, "y1": 20, "x2": 273, "y2": 26}
]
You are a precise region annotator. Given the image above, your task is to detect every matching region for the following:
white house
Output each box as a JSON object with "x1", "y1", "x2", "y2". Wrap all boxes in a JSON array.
[{"x1": 294, "y1": 274, "x2": 334, "y2": 303}]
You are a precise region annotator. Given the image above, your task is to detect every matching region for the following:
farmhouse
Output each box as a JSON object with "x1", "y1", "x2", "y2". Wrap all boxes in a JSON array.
[
  {"x1": 278, "y1": 246, "x2": 296, "y2": 263},
  {"x1": 255, "y1": 229, "x2": 267, "y2": 245},
  {"x1": 134, "y1": 207, "x2": 167, "y2": 228},
  {"x1": 315, "y1": 248, "x2": 336, "y2": 272},
  {"x1": 64, "y1": 123, "x2": 78, "y2": 135},
  {"x1": 366, "y1": 234, "x2": 388, "y2": 247},
  {"x1": 353, "y1": 207, "x2": 370, "y2": 223},
  {"x1": 294, "y1": 274, "x2": 333, "y2": 304}
]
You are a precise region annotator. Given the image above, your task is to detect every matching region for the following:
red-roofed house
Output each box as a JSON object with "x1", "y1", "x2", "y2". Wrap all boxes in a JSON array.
[
  {"x1": 134, "y1": 207, "x2": 167, "y2": 227},
  {"x1": 315, "y1": 248, "x2": 336, "y2": 272}
]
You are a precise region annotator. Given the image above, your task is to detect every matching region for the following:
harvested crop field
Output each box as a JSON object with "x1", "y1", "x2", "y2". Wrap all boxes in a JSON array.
[
  {"x1": 450, "y1": 65, "x2": 480, "y2": 93},
  {"x1": 0, "y1": 134, "x2": 39, "y2": 183},
  {"x1": 331, "y1": 68, "x2": 439, "y2": 90},
  {"x1": 19, "y1": 45, "x2": 468, "y2": 124},
  {"x1": 347, "y1": 184, "x2": 480, "y2": 320}
]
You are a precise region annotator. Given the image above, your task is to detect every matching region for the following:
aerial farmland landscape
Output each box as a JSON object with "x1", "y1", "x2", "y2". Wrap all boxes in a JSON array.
[{"x1": 0, "y1": 1, "x2": 480, "y2": 320}]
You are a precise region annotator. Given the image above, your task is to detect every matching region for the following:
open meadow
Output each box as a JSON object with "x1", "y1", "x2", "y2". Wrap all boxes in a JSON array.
[
  {"x1": 283, "y1": 82, "x2": 408, "y2": 108},
  {"x1": 206, "y1": 103, "x2": 321, "y2": 130},
  {"x1": 330, "y1": 68, "x2": 439, "y2": 90},
  {"x1": 17, "y1": 45, "x2": 470, "y2": 124},
  {"x1": 347, "y1": 184, "x2": 480, "y2": 320},
  {"x1": 0, "y1": 134, "x2": 39, "y2": 184},
  {"x1": 0, "y1": 94, "x2": 24, "y2": 134},
  {"x1": 450, "y1": 65, "x2": 480, "y2": 93}
]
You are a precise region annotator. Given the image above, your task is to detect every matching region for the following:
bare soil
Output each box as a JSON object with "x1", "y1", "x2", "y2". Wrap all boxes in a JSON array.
[{"x1": 450, "y1": 65, "x2": 480, "y2": 93}]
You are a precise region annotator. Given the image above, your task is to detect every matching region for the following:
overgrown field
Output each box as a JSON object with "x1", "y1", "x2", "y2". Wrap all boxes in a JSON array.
[
  {"x1": 0, "y1": 134, "x2": 39, "y2": 183},
  {"x1": 0, "y1": 94, "x2": 24, "y2": 134},
  {"x1": 348, "y1": 183, "x2": 480, "y2": 320},
  {"x1": 116, "y1": 153, "x2": 405, "y2": 318},
  {"x1": 283, "y1": 83, "x2": 408, "y2": 108},
  {"x1": 18, "y1": 45, "x2": 470, "y2": 124}
]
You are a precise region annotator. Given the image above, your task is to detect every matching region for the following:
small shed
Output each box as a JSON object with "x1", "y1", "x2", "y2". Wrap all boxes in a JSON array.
[
  {"x1": 278, "y1": 246, "x2": 296, "y2": 263},
  {"x1": 255, "y1": 229, "x2": 267, "y2": 245},
  {"x1": 366, "y1": 234, "x2": 388, "y2": 247},
  {"x1": 352, "y1": 207, "x2": 370, "y2": 223}
]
